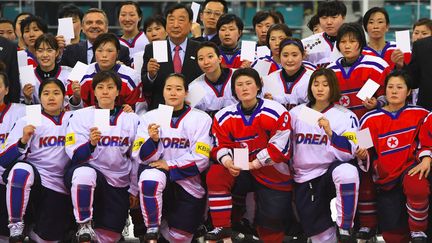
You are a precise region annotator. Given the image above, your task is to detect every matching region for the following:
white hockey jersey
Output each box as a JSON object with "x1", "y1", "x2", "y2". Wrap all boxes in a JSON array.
[
  {"x1": 119, "y1": 32, "x2": 149, "y2": 61},
  {"x1": 133, "y1": 107, "x2": 212, "y2": 199},
  {"x1": 290, "y1": 103, "x2": 359, "y2": 183},
  {"x1": 302, "y1": 32, "x2": 343, "y2": 67},
  {"x1": 0, "y1": 103, "x2": 26, "y2": 151}
]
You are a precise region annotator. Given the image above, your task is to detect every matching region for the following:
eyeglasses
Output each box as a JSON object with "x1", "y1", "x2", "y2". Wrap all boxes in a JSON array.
[{"x1": 203, "y1": 9, "x2": 223, "y2": 17}]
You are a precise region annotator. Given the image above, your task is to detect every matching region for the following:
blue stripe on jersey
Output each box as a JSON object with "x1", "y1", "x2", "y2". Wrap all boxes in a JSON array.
[
  {"x1": 359, "y1": 109, "x2": 383, "y2": 125},
  {"x1": 71, "y1": 142, "x2": 92, "y2": 165},
  {"x1": 260, "y1": 177, "x2": 293, "y2": 186},
  {"x1": 141, "y1": 180, "x2": 160, "y2": 227},
  {"x1": 378, "y1": 126, "x2": 417, "y2": 138},
  {"x1": 169, "y1": 163, "x2": 200, "y2": 181},
  {"x1": 10, "y1": 168, "x2": 30, "y2": 223},
  {"x1": 218, "y1": 111, "x2": 238, "y2": 124},
  {"x1": 341, "y1": 88, "x2": 361, "y2": 94},
  {"x1": 261, "y1": 107, "x2": 280, "y2": 119},
  {"x1": 330, "y1": 132, "x2": 352, "y2": 154},
  {"x1": 281, "y1": 137, "x2": 290, "y2": 155},
  {"x1": 118, "y1": 73, "x2": 137, "y2": 89},
  {"x1": 139, "y1": 139, "x2": 158, "y2": 161},
  {"x1": 77, "y1": 184, "x2": 92, "y2": 222},
  {"x1": 340, "y1": 183, "x2": 356, "y2": 230},
  {"x1": 361, "y1": 61, "x2": 385, "y2": 71},
  {"x1": 381, "y1": 144, "x2": 411, "y2": 156},
  {"x1": 0, "y1": 143, "x2": 21, "y2": 167},
  {"x1": 232, "y1": 134, "x2": 258, "y2": 142}
]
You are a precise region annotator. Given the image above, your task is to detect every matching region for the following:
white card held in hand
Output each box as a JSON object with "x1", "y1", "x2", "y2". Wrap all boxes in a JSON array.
[
  {"x1": 253, "y1": 59, "x2": 272, "y2": 77},
  {"x1": 186, "y1": 85, "x2": 206, "y2": 108},
  {"x1": 263, "y1": 75, "x2": 282, "y2": 96},
  {"x1": 157, "y1": 104, "x2": 174, "y2": 128},
  {"x1": 19, "y1": 65, "x2": 37, "y2": 88},
  {"x1": 57, "y1": 17, "x2": 75, "y2": 40},
  {"x1": 356, "y1": 128, "x2": 374, "y2": 149},
  {"x1": 395, "y1": 30, "x2": 411, "y2": 53},
  {"x1": 298, "y1": 105, "x2": 323, "y2": 127},
  {"x1": 234, "y1": 148, "x2": 249, "y2": 170},
  {"x1": 191, "y1": 2, "x2": 200, "y2": 23},
  {"x1": 26, "y1": 105, "x2": 42, "y2": 126},
  {"x1": 256, "y1": 46, "x2": 271, "y2": 58},
  {"x1": 68, "y1": 61, "x2": 89, "y2": 82},
  {"x1": 240, "y1": 40, "x2": 256, "y2": 62},
  {"x1": 94, "y1": 109, "x2": 110, "y2": 133},
  {"x1": 153, "y1": 40, "x2": 168, "y2": 63},
  {"x1": 17, "y1": 50, "x2": 27, "y2": 67},
  {"x1": 133, "y1": 51, "x2": 145, "y2": 72},
  {"x1": 356, "y1": 79, "x2": 380, "y2": 101}
]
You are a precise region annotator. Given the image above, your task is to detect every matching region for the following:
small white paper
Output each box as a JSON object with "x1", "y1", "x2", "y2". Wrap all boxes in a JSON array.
[
  {"x1": 156, "y1": 104, "x2": 173, "y2": 128},
  {"x1": 240, "y1": 40, "x2": 257, "y2": 62},
  {"x1": 94, "y1": 109, "x2": 110, "y2": 133},
  {"x1": 186, "y1": 84, "x2": 206, "y2": 108},
  {"x1": 17, "y1": 50, "x2": 27, "y2": 67},
  {"x1": 356, "y1": 128, "x2": 374, "y2": 149},
  {"x1": 191, "y1": 2, "x2": 201, "y2": 23},
  {"x1": 153, "y1": 40, "x2": 168, "y2": 63},
  {"x1": 234, "y1": 148, "x2": 249, "y2": 170},
  {"x1": 356, "y1": 79, "x2": 380, "y2": 101},
  {"x1": 256, "y1": 46, "x2": 271, "y2": 58},
  {"x1": 395, "y1": 30, "x2": 411, "y2": 53},
  {"x1": 298, "y1": 105, "x2": 323, "y2": 127},
  {"x1": 254, "y1": 59, "x2": 272, "y2": 77},
  {"x1": 26, "y1": 105, "x2": 42, "y2": 126},
  {"x1": 19, "y1": 65, "x2": 36, "y2": 89},
  {"x1": 68, "y1": 61, "x2": 88, "y2": 82},
  {"x1": 57, "y1": 17, "x2": 75, "y2": 40},
  {"x1": 133, "y1": 51, "x2": 145, "y2": 72},
  {"x1": 302, "y1": 38, "x2": 326, "y2": 54}
]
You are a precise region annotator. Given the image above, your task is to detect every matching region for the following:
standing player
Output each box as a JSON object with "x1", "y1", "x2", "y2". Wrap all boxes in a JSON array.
[
  {"x1": 65, "y1": 70, "x2": 139, "y2": 243},
  {"x1": 134, "y1": 73, "x2": 212, "y2": 242},
  {"x1": 290, "y1": 68, "x2": 359, "y2": 242},
  {"x1": 205, "y1": 68, "x2": 293, "y2": 242},
  {"x1": 0, "y1": 78, "x2": 73, "y2": 242},
  {"x1": 356, "y1": 70, "x2": 430, "y2": 242}
]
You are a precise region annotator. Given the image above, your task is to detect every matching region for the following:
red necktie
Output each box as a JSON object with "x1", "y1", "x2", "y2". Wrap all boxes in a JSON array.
[{"x1": 173, "y1": 45, "x2": 182, "y2": 73}]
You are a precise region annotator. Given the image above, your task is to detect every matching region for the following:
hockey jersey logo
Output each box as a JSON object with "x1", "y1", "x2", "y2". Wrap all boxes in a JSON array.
[
  {"x1": 98, "y1": 136, "x2": 130, "y2": 147},
  {"x1": 295, "y1": 133, "x2": 328, "y2": 145},
  {"x1": 39, "y1": 136, "x2": 65, "y2": 148},
  {"x1": 0, "y1": 133, "x2": 8, "y2": 145},
  {"x1": 161, "y1": 137, "x2": 190, "y2": 149},
  {"x1": 386, "y1": 136, "x2": 398, "y2": 149},
  {"x1": 339, "y1": 95, "x2": 350, "y2": 107}
]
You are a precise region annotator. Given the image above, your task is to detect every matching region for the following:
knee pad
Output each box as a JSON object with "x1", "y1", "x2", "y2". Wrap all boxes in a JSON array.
[
  {"x1": 139, "y1": 169, "x2": 166, "y2": 196},
  {"x1": 332, "y1": 163, "x2": 359, "y2": 185},
  {"x1": 71, "y1": 167, "x2": 97, "y2": 186},
  {"x1": 7, "y1": 163, "x2": 35, "y2": 188}
]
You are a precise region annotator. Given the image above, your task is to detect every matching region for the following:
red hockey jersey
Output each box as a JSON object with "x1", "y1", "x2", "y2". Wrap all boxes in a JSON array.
[{"x1": 362, "y1": 41, "x2": 412, "y2": 70}]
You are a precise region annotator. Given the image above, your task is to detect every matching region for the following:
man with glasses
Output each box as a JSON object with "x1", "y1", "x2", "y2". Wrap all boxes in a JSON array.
[{"x1": 191, "y1": 0, "x2": 227, "y2": 45}]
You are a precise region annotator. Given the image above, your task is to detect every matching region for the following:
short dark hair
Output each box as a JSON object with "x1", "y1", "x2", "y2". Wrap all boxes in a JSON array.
[
  {"x1": 39, "y1": 78, "x2": 66, "y2": 99},
  {"x1": 384, "y1": 70, "x2": 413, "y2": 90},
  {"x1": 307, "y1": 15, "x2": 320, "y2": 32},
  {"x1": 336, "y1": 23, "x2": 366, "y2": 52},
  {"x1": 317, "y1": 1, "x2": 347, "y2": 18},
  {"x1": 413, "y1": 18, "x2": 432, "y2": 32},
  {"x1": 20, "y1": 16, "x2": 48, "y2": 37},
  {"x1": 165, "y1": 3, "x2": 193, "y2": 22},
  {"x1": 92, "y1": 33, "x2": 121, "y2": 53},
  {"x1": 143, "y1": 15, "x2": 166, "y2": 32},
  {"x1": 231, "y1": 68, "x2": 262, "y2": 100},
  {"x1": 164, "y1": 73, "x2": 188, "y2": 92},
  {"x1": 279, "y1": 37, "x2": 305, "y2": 57},
  {"x1": 13, "y1": 12, "x2": 32, "y2": 28},
  {"x1": 197, "y1": 41, "x2": 221, "y2": 56},
  {"x1": 216, "y1": 13, "x2": 244, "y2": 33},
  {"x1": 92, "y1": 70, "x2": 122, "y2": 91},
  {"x1": 35, "y1": 33, "x2": 59, "y2": 51},
  {"x1": 266, "y1": 24, "x2": 292, "y2": 49},
  {"x1": 362, "y1": 7, "x2": 389, "y2": 31},
  {"x1": 58, "y1": 3, "x2": 84, "y2": 21},
  {"x1": 0, "y1": 19, "x2": 14, "y2": 30},
  {"x1": 307, "y1": 68, "x2": 341, "y2": 105},
  {"x1": 252, "y1": 11, "x2": 280, "y2": 28},
  {"x1": 202, "y1": 0, "x2": 228, "y2": 13}
]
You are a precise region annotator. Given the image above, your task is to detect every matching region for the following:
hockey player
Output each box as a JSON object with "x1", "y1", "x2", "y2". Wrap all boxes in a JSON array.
[
  {"x1": 262, "y1": 38, "x2": 313, "y2": 110},
  {"x1": 134, "y1": 73, "x2": 212, "y2": 242},
  {"x1": 205, "y1": 68, "x2": 293, "y2": 242},
  {"x1": 189, "y1": 41, "x2": 237, "y2": 117},
  {"x1": 20, "y1": 15, "x2": 47, "y2": 68},
  {"x1": 64, "y1": 70, "x2": 139, "y2": 243},
  {"x1": 356, "y1": 70, "x2": 430, "y2": 243},
  {"x1": 290, "y1": 68, "x2": 359, "y2": 242},
  {"x1": 0, "y1": 78, "x2": 73, "y2": 242}
]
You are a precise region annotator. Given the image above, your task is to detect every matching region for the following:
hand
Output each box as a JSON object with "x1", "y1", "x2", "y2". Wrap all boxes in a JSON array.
[
  {"x1": 116, "y1": 60, "x2": 125, "y2": 66},
  {"x1": 21, "y1": 125, "x2": 36, "y2": 144},
  {"x1": 129, "y1": 194, "x2": 140, "y2": 208},
  {"x1": 122, "y1": 104, "x2": 134, "y2": 113},
  {"x1": 390, "y1": 49, "x2": 404, "y2": 69},
  {"x1": 264, "y1": 92, "x2": 273, "y2": 100},
  {"x1": 89, "y1": 127, "x2": 101, "y2": 146},
  {"x1": 147, "y1": 58, "x2": 160, "y2": 78},
  {"x1": 23, "y1": 83, "x2": 35, "y2": 100},
  {"x1": 363, "y1": 97, "x2": 378, "y2": 110},
  {"x1": 223, "y1": 159, "x2": 241, "y2": 177},
  {"x1": 149, "y1": 159, "x2": 169, "y2": 171},
  {"x1": 240, "y1": 60, "x2": 252, "y2": 68},
  {"x1": 408, "y1": 157, "x2": 431, "y2": 179},
  {"x1": 55, "y1": 35, "x2": 66, "y2": 53},
  {"x1": 148, "y1": 123, "x2": 160, "y2": 142},
  {"x1": 318, "y1": 117, "x2": 332, "y2": 137},
  {"x1": 71, "y1": 80, "x2": 81, "y2": 100},
  {"x1": 355, "y1": 147, "x2": 368, "y2": 161},
  {"x1": 190, "y1": 22, "x2": 202, "y2": 38}
]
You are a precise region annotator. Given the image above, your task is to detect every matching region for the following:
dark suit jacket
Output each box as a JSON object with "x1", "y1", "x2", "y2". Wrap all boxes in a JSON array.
[
  {"x1": 405, "y1": 36, "x2": 432, "y2": 110},
  {"x1": 192, "y1": 34, "x2": 221, "y2": 46},
  {"x1": 0, "y1": 37, "x2": 19, "y2": 103},
  {"x1": 60, "y1": 40, "x2": 131, "y2": 67},
  {"x1": 141, "y1": 38, "x2": 203, "y2": 110}
]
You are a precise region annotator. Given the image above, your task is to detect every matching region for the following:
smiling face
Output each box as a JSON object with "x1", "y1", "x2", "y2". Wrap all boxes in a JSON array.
[
  {"x1": 82, "y1": 12, "x2": 108, "y2": 43},
  {"x1": 95, "y1": 41, "x2": 118, "y2": 71},
  {"x1": 40, "y1": 82, "x2": 64, "y2": 115},
  {"x1": 163, "y1": 76, "x2": 187, "y2": 111},
  {"x1": 197, "y1": 46, "x2": 222, "y2": 75},
  {"x1": 36, "y1": 42, "x2": 59, "y2": 71},
  {"x1": 119, "y1": 4, "x2": 141, "y2": 35},
  {"x1": 412, "y1": 24, "x2": 432, "y2": 42},
  {"x1": 280, "y1": 44, "x2": 303, "y2": 75}
]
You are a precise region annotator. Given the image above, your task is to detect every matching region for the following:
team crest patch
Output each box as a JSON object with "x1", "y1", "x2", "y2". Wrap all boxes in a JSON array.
[
  {"x1": 342, "y1": 132, "x2": 357, "y2": 144},
  {"x1": 387, "y1": 136, "x2": 398, "y2": 148},
  {"x1": 65, "y1": 133, "x2": 76, "y2": 146},
  {"x1": 195, "y1": 142, "x2": 210, "y2": 157},
  {"x1": 339, "y1": 95, "x2": 350, "y2": 107},
  {"x1": 133, "y1": 138, "x2": 145, "y2": 152}
]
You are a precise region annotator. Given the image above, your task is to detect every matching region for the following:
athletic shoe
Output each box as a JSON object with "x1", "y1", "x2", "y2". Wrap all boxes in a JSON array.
[
  {"x1": 232, "y1": 231, "x2": 262, "y2": 243},
  {"x1": 76, "y1": 222, "x2": 96, "y2": 242},
  {"x1": 337, "y1": 228, "x2": 356, "y2": 243},
  {"x1": 204, "y1": 227, "x2": 232, "y2": 241},
  {"x1": 411, "y1": 231, "x2": 427, "y2": 243},
  {"x1": 8, "y1": 222, "x2": 25, "y2": 243},
  {"x1": 355, "y1": 227, "x2": 376, "y2": 240},
  {"x1": 144, "y1": 227, "x2": 159, "y2": 242}
]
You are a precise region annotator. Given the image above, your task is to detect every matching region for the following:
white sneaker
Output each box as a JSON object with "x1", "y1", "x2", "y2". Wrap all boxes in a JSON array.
[
  {"x1": 8, "y1": 222, "x2": 25, "y2": 243},
  {"x1": 411, "y1": 231, "x2": 427, "y2": 243},
  {"x1": 76, "y1": 222, "x2": 96, "y2": 242}
]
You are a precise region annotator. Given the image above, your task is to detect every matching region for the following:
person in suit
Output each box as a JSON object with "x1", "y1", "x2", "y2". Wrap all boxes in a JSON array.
[
  {"x1": 60, "y1": 8, "x2": 131, "y2": 67},
  {"x1": 141, "y1": 3, "x2": 203, "y2": 110},
  {"x1": 191, "y1": 0, "x2": 227, "y2": 46},
  {"x1": 0, "y1": 37, "x2": 19, "y2": 103}
]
